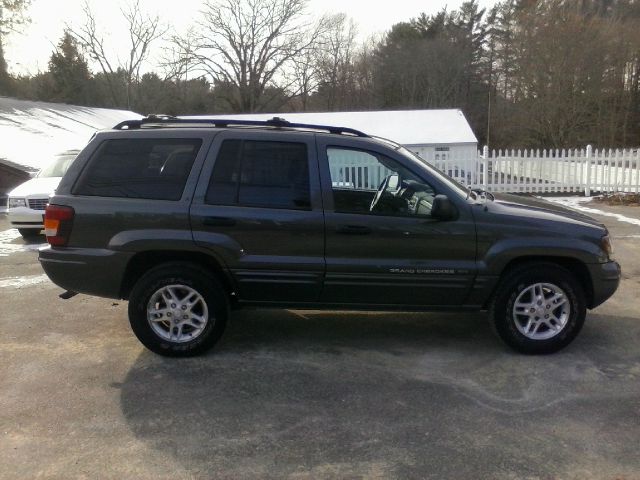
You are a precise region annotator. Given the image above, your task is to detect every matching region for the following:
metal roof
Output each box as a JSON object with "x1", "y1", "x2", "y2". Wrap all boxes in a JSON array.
[
  {"x1": 0, "y1": 97, "x2": 141, "y2": 171},
  {"x1": 188, "y1": 109, "x2": 478, "y2": 146}
]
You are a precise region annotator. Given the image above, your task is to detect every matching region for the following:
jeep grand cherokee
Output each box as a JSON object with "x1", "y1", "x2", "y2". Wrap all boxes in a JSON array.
[{"x1": 38, "y1": 116, "x2": 621, "y2": 357}]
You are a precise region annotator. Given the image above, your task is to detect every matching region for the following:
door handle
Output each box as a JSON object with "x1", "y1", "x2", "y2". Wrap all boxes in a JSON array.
[
  {"x1": 336, "y1": 225, "x2": 372, "y2": 235},
  {"x1": 203, "y1": 216, "x2": 236, "y2": 227}
]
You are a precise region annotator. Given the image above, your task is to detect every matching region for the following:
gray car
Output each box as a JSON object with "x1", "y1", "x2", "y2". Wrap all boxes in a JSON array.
[{"x1": 39, "y1": 116, "x2": 620, "y2": 357}]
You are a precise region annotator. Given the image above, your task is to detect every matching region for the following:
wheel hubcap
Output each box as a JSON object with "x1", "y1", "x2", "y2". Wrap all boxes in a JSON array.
[
  {"x1": 147, "y1": 285, "x2": 210, "y2": 343},
  {"x1": 512, "y1": 283, "x2": 570, "y2": 340}
]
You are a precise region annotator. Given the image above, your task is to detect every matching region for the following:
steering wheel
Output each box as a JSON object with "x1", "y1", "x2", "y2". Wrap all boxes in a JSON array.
[{"x1": 369, "y1": 175, "x2": 391, "y2": 212}]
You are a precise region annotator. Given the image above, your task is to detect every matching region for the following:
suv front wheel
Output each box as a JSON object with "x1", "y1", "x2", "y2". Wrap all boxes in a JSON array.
[
  {"x1": 128, "y1": 263, "x2": 229, "y2": 357},
  {"x1": 490, "y1": 262, "x2": 587, "y2": 354}
]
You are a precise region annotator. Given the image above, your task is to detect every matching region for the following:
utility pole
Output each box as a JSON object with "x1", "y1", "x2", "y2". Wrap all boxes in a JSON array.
[{"x1": 486, "y1": 27, "x2": 495, "y2": 150}]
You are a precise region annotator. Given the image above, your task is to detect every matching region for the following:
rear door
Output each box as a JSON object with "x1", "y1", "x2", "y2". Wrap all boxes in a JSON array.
[
  {"x1": 190, "y1": 130, "x2": 325, "y2": 304},
  {"x1": 317, "y1": 136, "x2": 477, "y2": 307}
]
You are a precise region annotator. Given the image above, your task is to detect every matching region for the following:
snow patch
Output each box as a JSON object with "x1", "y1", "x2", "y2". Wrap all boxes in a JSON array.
[
  {"x1": 0, "y1": 274, "x2": 50, "y2": 289},
  {"x1": 544, "y1": 196, "x2": 640, "y2": 228},
  {"x1": 0, "y1": 229, "x2": 47, "y2": 256}
]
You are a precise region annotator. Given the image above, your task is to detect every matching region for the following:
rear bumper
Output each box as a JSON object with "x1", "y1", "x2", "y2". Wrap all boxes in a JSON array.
[
  {"x1": 39, "y1": 246, "x2": 132, "y2": 299},
  {"x1": 588, "y1": 260, "x2": 621, "y2": 309}
]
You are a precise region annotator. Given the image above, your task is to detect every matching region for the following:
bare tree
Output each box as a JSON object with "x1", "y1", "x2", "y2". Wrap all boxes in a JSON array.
[
  {"x1": 160, "y1": 28, "x2": 198, "y2": 83},
  {"x1": 171, "y1": 0, "x2": 326, "y2": 112},
  {"x1": 157, "y1": 28, "x2": 204, "y2": 111},
  {"x1": 315, "y1": 13, "x2": 358, "y2": 110},
  {"x1": 0, "y1": 0, "x2": 29, "y2": 52},
  {"x1": 351, "y1": 36, "x2": 379, "y2": 109},
  {"x1": 0, "y1": 0, "x2": 30, "y2": 92},
  {"x1": 290, "y1": 38, "x2": 321, "y2": 111},
  {"x1": 70, "y1": 0, "x2": 165, "y2": 109}
]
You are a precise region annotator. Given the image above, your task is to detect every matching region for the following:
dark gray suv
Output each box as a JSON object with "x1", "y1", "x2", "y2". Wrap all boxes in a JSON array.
[{"x1": 39, "y1": 116, "x2": 621, "y2": 357}]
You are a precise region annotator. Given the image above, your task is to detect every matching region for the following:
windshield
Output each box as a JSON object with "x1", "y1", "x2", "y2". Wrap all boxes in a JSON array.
[
  {"x1": 37, "y1": 153, "x2": 78, "y2": 178},
  {"x1": 395, "y1": 146, "x2": 470, "y2": 198}
]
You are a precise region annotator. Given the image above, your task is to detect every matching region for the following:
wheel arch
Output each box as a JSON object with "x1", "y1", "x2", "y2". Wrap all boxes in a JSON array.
[
  {"x1": 484, "y1": 256, "x2": 594, "y2": 309},
  {"x1": 119, "y1": 250, "x2": 235, "y2": 301}
]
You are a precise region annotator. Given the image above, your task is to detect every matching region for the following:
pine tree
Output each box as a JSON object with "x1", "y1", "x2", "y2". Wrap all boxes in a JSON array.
[{"x1": 48, "y1": 31, "x2": 91, "y2": 104}]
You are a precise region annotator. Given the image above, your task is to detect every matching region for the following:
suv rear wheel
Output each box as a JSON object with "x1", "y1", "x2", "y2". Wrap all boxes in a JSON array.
[
  {"x1": 128, "y1": 263, "x2": 228, "y2": 357},
  {"x1": 490, "y1": 262, "x2": 586, "y2": 354}
]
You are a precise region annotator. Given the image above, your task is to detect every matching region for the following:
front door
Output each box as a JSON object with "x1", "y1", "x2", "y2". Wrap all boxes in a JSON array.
[
  {"x1": 191, "y1": 130, "x2": 325, "y2": 304},
  {"x1": 317, "y1": 137, "x2": 477, "y2": 307}
]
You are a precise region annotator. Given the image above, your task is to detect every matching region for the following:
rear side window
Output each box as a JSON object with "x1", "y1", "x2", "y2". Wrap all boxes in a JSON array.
[
  {"x1": 73, "y1": 138, "x2": 202, "y2": 200},
  {"x1": 205, "y1": 140, "x2": 310, "y2": 210}
]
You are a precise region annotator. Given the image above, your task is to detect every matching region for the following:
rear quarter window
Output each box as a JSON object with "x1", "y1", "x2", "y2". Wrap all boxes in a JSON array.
[{"x1": 73, "y1": 138, "x2": 202, "y2": 200}]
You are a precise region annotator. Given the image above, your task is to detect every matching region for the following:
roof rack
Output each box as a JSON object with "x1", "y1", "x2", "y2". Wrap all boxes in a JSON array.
[{"x1": 112, "y1": 114, "x2": 369, "y2": 138}]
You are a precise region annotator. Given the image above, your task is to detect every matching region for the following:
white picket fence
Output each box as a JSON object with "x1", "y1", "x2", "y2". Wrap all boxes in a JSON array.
[
  {"x1": 437, "y1": 146, "x2": 640, "y2": 195},
  {"x1": 332, "y1": 146, "x2": 640, "y2": 195},
  {"x1": 329, "y1": 148, "x2": 395, "y2": 191}
]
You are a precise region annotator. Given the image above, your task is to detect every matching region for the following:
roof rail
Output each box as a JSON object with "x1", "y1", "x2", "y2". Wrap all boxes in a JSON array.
[{"x1": 112, "y1": 115, "x2": 369, "y2": 137}]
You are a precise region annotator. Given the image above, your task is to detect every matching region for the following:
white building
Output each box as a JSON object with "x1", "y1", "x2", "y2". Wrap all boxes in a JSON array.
[
  {"x1": 196, "y1": 109, "x2": 478, "y2": 162},
  {"x1": 0, "y1": 97, "x2": 140, "y2": 200}
]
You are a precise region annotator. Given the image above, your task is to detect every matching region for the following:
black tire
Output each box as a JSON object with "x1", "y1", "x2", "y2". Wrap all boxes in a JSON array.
[
  {"x1": 128, "y1": 262, "x2": 229, "y2": 357},
  {"x1": 18, "y1": 228, "x2": 41, "y2": 238},
  {"x1": 489, "y1": 262, "x2": 586, "y2": 354}
]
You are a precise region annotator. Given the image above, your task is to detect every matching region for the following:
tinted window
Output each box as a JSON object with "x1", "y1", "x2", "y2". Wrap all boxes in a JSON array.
[
  {"x1": 73, "y1": 138, "x2": 202, "y2": 200},
  {"x1": 205, "y1": 140, "x2": 241, "y2": 205},
  {"x1": 327, "y1": 147, "x2": 435, "y2": 217},
  {"x1": 206, "y1": 140, "x2": 310, "y2": 210}
]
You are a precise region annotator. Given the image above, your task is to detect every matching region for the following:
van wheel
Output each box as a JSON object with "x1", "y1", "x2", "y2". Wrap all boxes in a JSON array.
[
  {"x1": 489, "y1": 263, "x2": 586, "y2": 354},
  {"x1": 128, "y1": 263, "x2": 228, "y2": 357}
]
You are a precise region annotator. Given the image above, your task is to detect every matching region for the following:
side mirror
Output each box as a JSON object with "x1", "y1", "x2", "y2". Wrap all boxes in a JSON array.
[
  {"x1": 431, "y1": 194, "x2": 457, "y2": 221},
  {"x1": 386, "y1": 174, "x2": 400, "y2": 192}
]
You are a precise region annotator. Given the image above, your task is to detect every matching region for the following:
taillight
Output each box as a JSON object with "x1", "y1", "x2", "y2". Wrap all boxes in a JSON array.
[{"x1": 44, "y1": 205, "x2": 74, "y2": 247}]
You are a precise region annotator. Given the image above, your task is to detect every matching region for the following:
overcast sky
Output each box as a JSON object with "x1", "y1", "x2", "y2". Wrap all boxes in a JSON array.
[{"x1": 5, "y1": 0, "x2": 497, "y2": 75}]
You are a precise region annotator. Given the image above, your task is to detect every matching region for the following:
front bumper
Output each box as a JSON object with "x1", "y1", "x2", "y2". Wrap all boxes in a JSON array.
[
  {"x1": 8, "y1": 206, "x2": 45, "y2": 229},
  {"x1": 39, "y1": 246, "x2": 133, "y2": 299},
  {"x1": 588, "y1": 260, "x2": 621, "y2": 308}
]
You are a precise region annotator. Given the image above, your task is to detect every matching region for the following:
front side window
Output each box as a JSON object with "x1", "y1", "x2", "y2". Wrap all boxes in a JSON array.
[
  {"x1": 327, "y1": 147, "x2": 436, "y2": 217},
  {"x1": 73, "y1": 138, "x2": 202, "y2": 200},
  {"x1": 206, "y1": 140, "x2": 310, "y2": 210}
]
